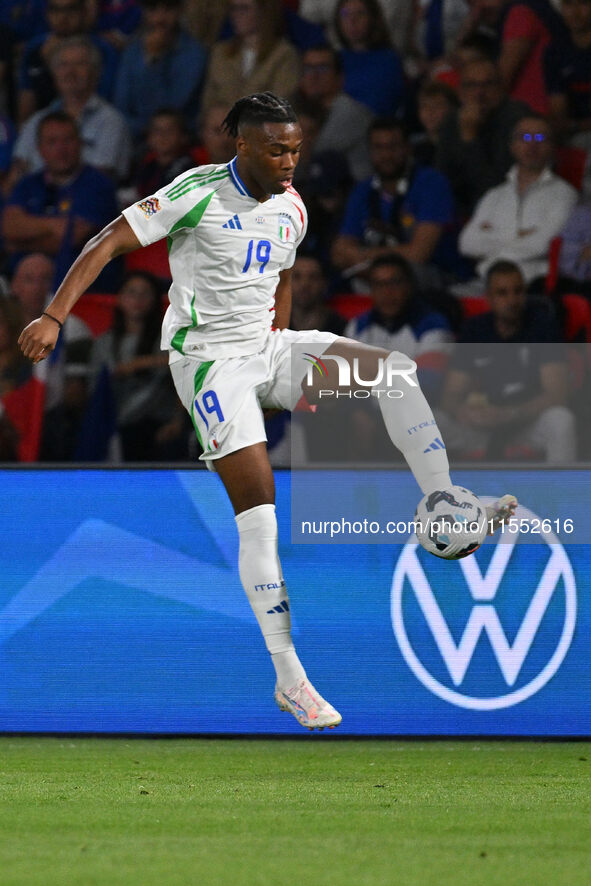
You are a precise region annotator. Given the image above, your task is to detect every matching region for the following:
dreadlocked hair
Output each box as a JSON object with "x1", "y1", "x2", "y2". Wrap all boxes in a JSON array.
[{"x1": 221, "y1": 92, "x2": 297, "y2": 138}]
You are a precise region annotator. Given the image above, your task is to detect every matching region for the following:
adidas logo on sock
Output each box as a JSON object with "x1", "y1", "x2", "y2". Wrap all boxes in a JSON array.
[
  {"x1": 266, "y1": 600, "x2": 290, "y2": 615},
  {"x1": 423, "y1": 437, "x2": 446, "y2": 453},
  {"x1": 222, "y1": 214, "x2": 242, "y2": 230}
]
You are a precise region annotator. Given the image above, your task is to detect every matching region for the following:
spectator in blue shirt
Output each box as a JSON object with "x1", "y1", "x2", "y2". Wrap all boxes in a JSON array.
[
  {"x1": 2, "y1": 111, "x2": 121, "y2": 291},
  {"x1": 331, "y1": 117, "x2": 456, "y2": 290},
  {"x1": 114, "y1": 0, "x2": 207, "y2": 139},
  {"x1": 333, "y1": 0, "x2": 405, "y2": 117}
]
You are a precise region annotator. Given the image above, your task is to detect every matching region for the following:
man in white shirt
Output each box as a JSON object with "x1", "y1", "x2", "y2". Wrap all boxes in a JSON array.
[
  {"x1": 459, "y1": 114, "x2": 578, "y2": 285},
  {"x1": 18, "y1": 93, "x2": 515, "y2": 731},
  {"x1": 9, "y1": 36, "x2": 132, "y2": 185}
]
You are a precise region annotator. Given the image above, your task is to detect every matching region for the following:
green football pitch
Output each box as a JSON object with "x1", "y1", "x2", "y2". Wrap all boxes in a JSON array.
[{"x1": 0, "y1": 738, "x2": 590, "y2": 886}]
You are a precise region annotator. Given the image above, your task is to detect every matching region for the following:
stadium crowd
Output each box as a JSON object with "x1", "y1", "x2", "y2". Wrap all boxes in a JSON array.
[{"x1": 1, "y1": 0, "x2": 591, "y2": 464}]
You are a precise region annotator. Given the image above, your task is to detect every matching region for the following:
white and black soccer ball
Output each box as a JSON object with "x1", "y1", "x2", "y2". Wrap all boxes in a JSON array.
[{"x1": 415, "y1": 486, "x2": 487, "y2": 559}]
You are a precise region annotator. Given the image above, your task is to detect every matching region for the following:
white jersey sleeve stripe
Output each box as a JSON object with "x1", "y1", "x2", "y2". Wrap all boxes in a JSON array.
[
  {"x1": 168, "y1": 171, "x2": 228, "y2": 202},
  {"x1": 166, "y1": 168, "x2": 228, "y2": 200}
]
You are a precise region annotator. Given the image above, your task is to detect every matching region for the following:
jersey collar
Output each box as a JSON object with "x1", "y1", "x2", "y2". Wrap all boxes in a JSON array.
[{"x1": 227, "y1": 157, "x2": 254, "y2": 198}]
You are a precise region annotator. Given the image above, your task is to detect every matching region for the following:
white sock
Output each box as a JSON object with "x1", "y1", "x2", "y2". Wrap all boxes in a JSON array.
[
  {"x1": 235, "y1": 504, "x2": 306, "y2": 689},
  {"x1": 376, "y1": 352, "x2": 452, "y2": 494}
]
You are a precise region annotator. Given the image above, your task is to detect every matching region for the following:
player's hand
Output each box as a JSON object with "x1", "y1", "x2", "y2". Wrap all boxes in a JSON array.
[{"x1": 18, "y1": 315, "x2": 60, "y2": 363}]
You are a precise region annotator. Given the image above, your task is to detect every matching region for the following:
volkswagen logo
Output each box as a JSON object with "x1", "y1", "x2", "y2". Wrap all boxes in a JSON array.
[{"x1": 391, "y1": 503, "x2": 577, "y2": 711}]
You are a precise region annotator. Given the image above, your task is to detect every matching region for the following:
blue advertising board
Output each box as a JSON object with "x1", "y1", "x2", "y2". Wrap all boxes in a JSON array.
[{"x1": 0, "y1": 469, "x2": 589, "y2": 735}]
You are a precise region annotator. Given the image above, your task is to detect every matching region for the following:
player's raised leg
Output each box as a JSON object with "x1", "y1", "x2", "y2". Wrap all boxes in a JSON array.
[
  {"x1": 305, "y1": 338, "x2": 517, "y2": 525},
  {"x1": 215, "y1": 443, "x2": 342, "y2": 731},
  {"x1": 308, "y1": 338, "x2": 452, "y2": 494}
]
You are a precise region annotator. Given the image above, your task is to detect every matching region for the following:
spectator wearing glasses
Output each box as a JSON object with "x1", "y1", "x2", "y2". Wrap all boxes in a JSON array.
[
  {"x1": 437, "y1": 58, "x2": 530, "y2": 216},
  {"x1": 17, "y1": 0, "x2": 119, "y2": 124},
  {"x1": 293, "y1": 43, "x2": 374, "y2": 181},
  {"x1": 459, "y1": 115, "x2": 578, "y2": 287}
]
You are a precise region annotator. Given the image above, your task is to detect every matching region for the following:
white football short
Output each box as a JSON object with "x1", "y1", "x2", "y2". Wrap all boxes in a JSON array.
[{"x1": 169, "y1": 328, "x2": 338, "y2": 464}]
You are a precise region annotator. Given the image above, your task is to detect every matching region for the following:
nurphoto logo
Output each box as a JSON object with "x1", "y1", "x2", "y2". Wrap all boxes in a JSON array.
[{"x1": 302, "y1": 353, "x2": 418, "y2": 399}]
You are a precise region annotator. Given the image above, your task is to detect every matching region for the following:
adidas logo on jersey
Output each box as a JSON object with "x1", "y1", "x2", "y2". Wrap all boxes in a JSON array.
[
  {"x1": 423, "y1": 437, "x2": 446, "y2": 453},
  {"x1": 266, "y1": 600, "x2": 290, "y2": 615},
  {"x1": 222, "y1": 214, "x2": 242, "y2": 230}
]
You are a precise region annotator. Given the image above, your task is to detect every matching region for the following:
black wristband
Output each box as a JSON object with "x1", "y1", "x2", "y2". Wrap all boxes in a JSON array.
[{"x1": 42, "y1": 311, "x2": 63, "y2": 330}]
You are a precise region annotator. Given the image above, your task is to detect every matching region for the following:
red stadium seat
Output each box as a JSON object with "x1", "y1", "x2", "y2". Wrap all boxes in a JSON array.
[
  {"x1": 545, "y1": 236, "x2": 563, "y2": 295},
  {"x1": 328, "y1": 292, "x2": 372, "y2": 320},
  {"x1": 554, "y1": 145, "x2": 588, "y2": 192},
  {"x1": 562, "y1": 293, "x2": 591, "y2": 343},
  {"x1": 125, "y1": 241, "x2": 171, "y2": 281},
  {"x1": 459, "y1": 295, "x2": 489, "y2": 319},
  {"x1": 71, "y1": 293, "x2": 117, "y2": 336}
]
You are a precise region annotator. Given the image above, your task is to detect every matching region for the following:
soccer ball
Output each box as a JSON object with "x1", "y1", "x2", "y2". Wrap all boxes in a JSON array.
[{"x1": 415, "y1": 486, "x2": 487, "y2": 559}]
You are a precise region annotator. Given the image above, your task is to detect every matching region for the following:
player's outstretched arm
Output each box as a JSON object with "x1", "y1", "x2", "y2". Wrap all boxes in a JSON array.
[{"x1": 18, "y1": 215, "x2": 142, "y2": 364}]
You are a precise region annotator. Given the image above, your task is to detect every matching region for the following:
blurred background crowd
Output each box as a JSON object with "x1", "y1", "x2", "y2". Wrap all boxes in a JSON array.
[{"x1": 0, "y1": 0, "x2": 590, "y2": 465}]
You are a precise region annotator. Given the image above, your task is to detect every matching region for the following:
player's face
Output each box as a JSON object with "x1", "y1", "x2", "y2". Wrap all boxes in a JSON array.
[
  {"x1": 238, "y1": 122, "x2": 303, "y2": 199},
  {"x1": 487, "y1": 272, "x2": 526, "y2": 323}
]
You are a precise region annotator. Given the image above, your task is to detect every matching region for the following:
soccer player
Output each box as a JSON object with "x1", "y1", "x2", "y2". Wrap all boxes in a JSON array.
[{"x1": 18, "y1": 92, "x2": 515, "y2": 731}]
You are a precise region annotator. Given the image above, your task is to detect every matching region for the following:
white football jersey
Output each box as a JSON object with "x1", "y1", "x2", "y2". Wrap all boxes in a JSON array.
[{"x1": 122, "y1": 158, "x2": 307, "y2": 361}]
